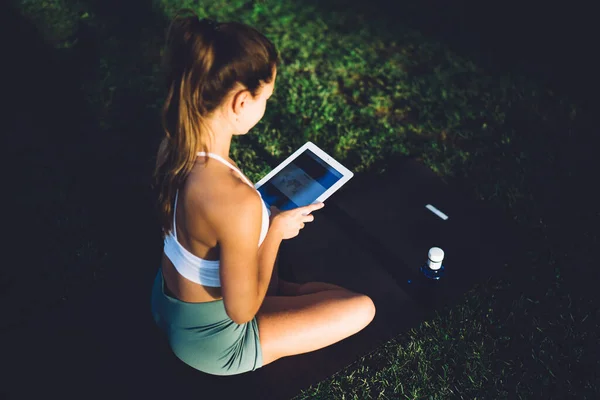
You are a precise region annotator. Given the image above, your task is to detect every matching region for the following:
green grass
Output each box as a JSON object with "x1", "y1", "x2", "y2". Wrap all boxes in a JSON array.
[{"x1": 9, "y1": 0, "x2": 600, "y2": 398}]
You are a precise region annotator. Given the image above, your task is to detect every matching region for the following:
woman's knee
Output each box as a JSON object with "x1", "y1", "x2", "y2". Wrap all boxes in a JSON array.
[{"x1": 358, "y1": 294, "x2": 376, "y2": 323}]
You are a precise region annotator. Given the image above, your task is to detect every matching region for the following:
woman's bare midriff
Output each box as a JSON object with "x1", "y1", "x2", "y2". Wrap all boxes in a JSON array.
[{"x1": 161, "y1": 252, "x2": 223, "y2": 303}]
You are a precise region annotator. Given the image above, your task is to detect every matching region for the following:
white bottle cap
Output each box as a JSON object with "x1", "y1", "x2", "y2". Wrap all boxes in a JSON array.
[{"x1": 427, "y1": 247, "x2": 444, "y2": 270}]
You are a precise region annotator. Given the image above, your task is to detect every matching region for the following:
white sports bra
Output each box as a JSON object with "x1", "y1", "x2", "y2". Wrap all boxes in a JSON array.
[{"x1": 163, "y1": 152, "x2": 270, "y2": 287}]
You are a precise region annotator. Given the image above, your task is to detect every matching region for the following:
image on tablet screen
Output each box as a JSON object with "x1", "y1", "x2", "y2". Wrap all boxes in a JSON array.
[{"x1": 257, "y1": 149, "x2": 343, "y2": 211}]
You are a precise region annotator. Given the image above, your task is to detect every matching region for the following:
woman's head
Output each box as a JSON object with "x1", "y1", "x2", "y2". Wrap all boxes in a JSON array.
[{"x1": 153, "y1": 8, "x2": 280, "y2": 236}]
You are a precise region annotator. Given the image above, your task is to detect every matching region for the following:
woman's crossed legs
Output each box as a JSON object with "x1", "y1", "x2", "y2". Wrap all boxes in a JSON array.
[{"x1": 259, "y1": 252, "x2": 376, "y2": 366}]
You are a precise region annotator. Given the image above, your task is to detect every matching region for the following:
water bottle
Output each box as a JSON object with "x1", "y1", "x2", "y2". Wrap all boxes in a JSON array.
[{"x1": 420, "y1": 247, "x2": 445, "y2": 280}]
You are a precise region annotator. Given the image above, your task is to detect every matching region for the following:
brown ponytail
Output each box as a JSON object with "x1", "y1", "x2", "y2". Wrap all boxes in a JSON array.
[{"x1": 152, "y1": 8, "x2": 280, "y2": 238}]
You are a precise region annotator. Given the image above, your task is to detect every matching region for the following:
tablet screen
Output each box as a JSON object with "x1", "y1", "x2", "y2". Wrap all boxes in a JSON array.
[{"x1": 257, "y1": 149, "x2": 344, "y2": 211}]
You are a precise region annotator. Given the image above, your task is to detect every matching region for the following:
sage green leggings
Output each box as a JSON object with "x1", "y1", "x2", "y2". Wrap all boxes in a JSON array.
[{"x1": 151, "y1": 268, "x2": 263, "y2": 375}]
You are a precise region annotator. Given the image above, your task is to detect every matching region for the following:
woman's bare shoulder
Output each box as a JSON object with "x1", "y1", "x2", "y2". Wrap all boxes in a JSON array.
[
  {"x1": 187, "y1": 163, "x2": 255, "y2": 203},
  {"x1": 186, "y1": 165, "x2": 260, "y2": 227}
]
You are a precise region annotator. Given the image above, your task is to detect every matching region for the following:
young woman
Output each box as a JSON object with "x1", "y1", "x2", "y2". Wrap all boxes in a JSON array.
[{"x1": 151, "y1": 9, "x2": 376, "y2": 376}]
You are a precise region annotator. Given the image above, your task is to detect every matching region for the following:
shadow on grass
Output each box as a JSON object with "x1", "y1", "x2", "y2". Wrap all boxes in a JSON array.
[
  {"x1": 1, "y1": 0, "x2": 171, "y2": 331},
  {"x1": 3, "y1": 1, "x2": 100, "y2": 329},
  {"x1": 1, "y1": 2, "x2": 184, "y2": 395}
]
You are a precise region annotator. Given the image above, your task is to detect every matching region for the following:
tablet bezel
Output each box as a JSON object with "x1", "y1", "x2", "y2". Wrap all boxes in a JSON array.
[{"x1": 254, "y1": 141, "x2": 354, "y2": 206}]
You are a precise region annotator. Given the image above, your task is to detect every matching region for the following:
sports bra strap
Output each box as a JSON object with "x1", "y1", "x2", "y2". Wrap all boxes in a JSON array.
[{"x1": 173, "y1": 190, "x2": 179, "y2": 240}]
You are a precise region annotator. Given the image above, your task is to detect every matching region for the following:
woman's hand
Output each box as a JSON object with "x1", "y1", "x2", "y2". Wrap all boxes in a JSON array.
[{"x1": 269, "y1": 203, "x2": 325, "y2": 240}]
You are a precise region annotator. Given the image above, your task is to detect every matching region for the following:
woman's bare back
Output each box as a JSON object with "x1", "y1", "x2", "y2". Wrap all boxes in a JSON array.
[{"x1": 160, "y1": 157, "x2": 251, "y2": 303}]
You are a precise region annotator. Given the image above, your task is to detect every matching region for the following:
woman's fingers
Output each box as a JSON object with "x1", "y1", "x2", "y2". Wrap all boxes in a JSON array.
[{"x1": 300, "y1": 202, "x2": 325, "y2": 216}]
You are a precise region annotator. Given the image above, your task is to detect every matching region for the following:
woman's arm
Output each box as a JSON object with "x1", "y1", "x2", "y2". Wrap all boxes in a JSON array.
[
  {"x1": 256, "y1": 226, "x2": 284, "y2": 304},
  {"x1": 212, "y1": 186, "x2": 265, "y2": 324}
]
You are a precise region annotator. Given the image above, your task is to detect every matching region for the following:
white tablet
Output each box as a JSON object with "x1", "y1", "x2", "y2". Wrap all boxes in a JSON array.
[{"x1": 255, "y1": 141, "x2": 354, "y2": 212}]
